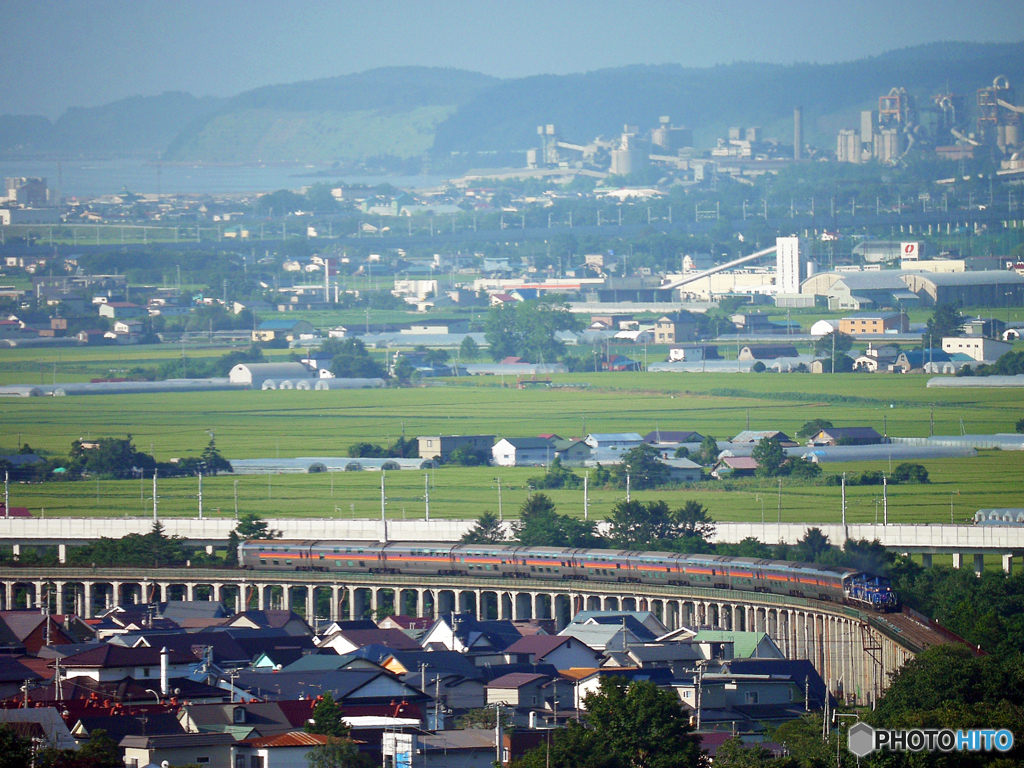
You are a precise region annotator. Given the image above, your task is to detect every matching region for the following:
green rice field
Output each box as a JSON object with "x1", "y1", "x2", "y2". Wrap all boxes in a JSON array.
[{"x1": 1, "y1": 369, "x2": 1022, "y2": 523}]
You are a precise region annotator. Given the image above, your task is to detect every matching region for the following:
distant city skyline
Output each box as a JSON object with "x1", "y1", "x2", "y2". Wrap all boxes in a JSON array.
[{"x1": 4, "y1": 0, "x2": 1024, "y2": 118}]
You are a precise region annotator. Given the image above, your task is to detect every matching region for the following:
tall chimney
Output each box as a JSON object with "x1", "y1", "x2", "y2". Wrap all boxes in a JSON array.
[
  {"x1": 794, "y1": 107, "x2": 804, "y2": 160},
  {"x1": 160, "y1": 646, "x2": 169, "y2": 696}
]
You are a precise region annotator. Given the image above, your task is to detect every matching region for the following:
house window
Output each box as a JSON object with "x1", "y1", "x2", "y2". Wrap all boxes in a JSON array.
[
  {"x1": 250, "y1": 758, "x2": 265, "y2": 768},
  {"x1": 745, "y1": 691, "x2": 759, "y2": 704},
  {"x1": 196, "y1": 759, "x2": 210, "y2": 766},
  {"x1": 234, "y1": 707, "x2": 246, "y2": 723}
]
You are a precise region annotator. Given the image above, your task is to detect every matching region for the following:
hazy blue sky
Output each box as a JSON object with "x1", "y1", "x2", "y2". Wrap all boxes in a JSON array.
[{"x1": 5, "y1": 0, "x2": 1024, "y2": 118}]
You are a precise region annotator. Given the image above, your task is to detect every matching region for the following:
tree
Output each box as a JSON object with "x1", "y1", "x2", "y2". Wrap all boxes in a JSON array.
[
  {"x1": 228, "y1": 512, "x2": 280, "y2": 564},
  {"x1": 579, "y1": 677, "x2": 704, "y2": 768},
  {"x1": 484, "y1": 297, "x2": 581, "y2": 363},
  {"x1": 1017, "y1": 417, "x2": 1024, "y2": 434},
  {"x1": 613, "y1": 444, "x2": 669, "y2": 490},
  {"x1": 796, "y1": 419, "x2": 833, "y2": 439},
  {"x1": 529, "y1": 457, "x2": 583, "y2": 490},
  {"x1": 711, "y1": 737, "x2": 780, "y2": 768},
  {"x1": 752, "y1": 436, "x2": 786, "y2": 478},
  {"x1": 925, "y1": 302, "x2": 967, "y2": 345},
  {"x1": 325, "y1": 338, "x2": 387, "y2": 379},
  {"x1": 306, "y1": 739, "x2": 372, "y2": 768},
  {"x1": 459, "y1": 335, "x2": 480, "y2": 362},
  {"x1": 893, "y1": 462, "x2": 929, "y2": 484},
  {"x1": 36, "y1": 728, "x2": 122, "y2": 768},
  {"x1": 607, "y1": 499, "x2": 715, "y2": 550},
  {"x1": 786, "y1": 456, "x2": 821, "y2": 480},
  {"x1": 306, "y1": 692, "x2": 351, "y2": 738},
  {"x1": 692, "y1": 434, "x2": 720, "y2": 466},
  {"x1": 814, "y1": 330, "x2": 855, "y2": 373},
  {"x1": 445, "y1": 445, "x2": 489, "y2": 466},
  {"x1": 70, "y1": 437, "x2": 155, "y2": 480},
  {"x1": 461, "y1": 511, "x2": 506, "y2": 543},
  {"x1": 514, "y1": 493, "x2": 597, "y2": 548},
  {"x1": 0, "y1": 724, "x2": 32, "y2": 768},
  {"x1": 199, "y1": 438, "x2": 232, "y2": 476},
  {"x1": 792, "y1": 528, "x2": 831, "y2": 562}
]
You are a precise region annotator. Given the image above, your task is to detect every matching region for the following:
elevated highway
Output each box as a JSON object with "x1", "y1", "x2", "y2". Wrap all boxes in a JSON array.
[
  {"x1": 2, "y1": 518, "x2": 1021, "y2": 574},
  {"x1": 0, "y1": 565, "x2": 964, "y2": 707}
]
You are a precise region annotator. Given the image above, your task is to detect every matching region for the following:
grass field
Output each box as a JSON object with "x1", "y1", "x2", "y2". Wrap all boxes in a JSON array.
[
  {"x1": 5, "y1": 452, "x2": 1019, "y2": 526},
  {"x1": 1, "y1": 370, "x2": 1022, "y2": 523}
]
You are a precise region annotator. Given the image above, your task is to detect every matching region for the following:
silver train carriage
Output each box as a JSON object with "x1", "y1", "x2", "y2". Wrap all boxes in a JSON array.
[{"x1": 239, "y1": 540, "x2": 898, "y2": 611}]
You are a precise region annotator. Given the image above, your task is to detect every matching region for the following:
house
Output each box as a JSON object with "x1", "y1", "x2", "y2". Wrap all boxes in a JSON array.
[
  {"x1": 252, "y1": 319, "x2": 315, "y2": 342},
  {"x1": 120, "y1": 732, "x2": 236, "y2": 768},
  {"x1": 712, "y1": 456, "x2": 759, "y2": 479},
  {"x1": 808, "y1": 427, "x2": 883, "y2": 446},
  {"x1": 0, "y1": 707, "x2": 78, "y2": 752},
  {"x1": 504, "y1": 635, "x2": 603, "y2": 670},
  {"x1": 892, "y1": 349, "x2": 950, "y2": 373},
  {"x1": 55, "y1": 645, "x2": 196, "y2": 682},
  {"x1": 603, "y1": 354, "x2": 641, "y2": 371},
  {"x1": 225, "y1": 610, "x2": 313, "y2": 637},
  {"x1": 485, "y1": 672, "x2": 550, "y2": 709},
  {"x1": 643, "y1": 430, "x2": 705, "y2": 446},
  {"x1": 941, "y1": 336, "x2": 1013, "y2": 363},
  {"x1": 737, "y1": 344, "x2": 800, "y2": 361},
  {"x1": 384, "y1": 729, "x2": 496, "y2": 768},
  {"x1": 97, "y1": 302, "x2": 147, "y2": 319},
  {"x1": 653, "y1": 312, "x2": 697, "y2": 344},
  {"x1": 236, "y1": 731, "x2": 334, "y2": 767},
  {"x1": 730, "y1": 431, "x2": 796, "y2": 446},
  {"x1": 491, "y1": 437, "x2": 556, "y2": 467},
  {"x1": 317, "y1": 627, "x2": 421, "y2": 655},
  {"x1": 838, "y1": 312, "x2": 910, "y2": 335},
  {"x1": 112, "y1": 319, "x2": 143, "y2": 336},
  {"x1": 668, "y1": 344, "x2": 720, "y2": 362},
  {"x1": 583, "y1": 433, "x2": 644, "y2": 452},
  {"x1": 552, "y1": 439, "x2": 591, "y2": 466},
  {"x1": 419, "y1": 614, "x2": 522, "y2": 655},
  {"x1": 661, "y1": 458, "x2": 703, "y2": 483},
  {"x1": 179, "y1": 701, "x2": 310, "y2": 739},
  {"x1": 0, "y1": 611, "x2": 76, "y2": 654},
  {"x1": 417, "y1": 435, "x2": 495, "y2": 463}
]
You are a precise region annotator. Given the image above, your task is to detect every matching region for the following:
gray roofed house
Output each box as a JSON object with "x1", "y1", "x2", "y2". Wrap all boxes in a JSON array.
[
  {"x1": 491, "y1": 437, "x2": 557, "y2": 467},
  {"x1": 730, "y1": 430, "x2": 796, "y2": 446},
  {"x1": 121, "y1": 732, "x2": 237, "y2": 768},
  {"x1": 808, "y1": 427, "x2": 883, "y2": 446},
  {"x1": 504, "y1": 635, "x2": 603, "y2": 669},
  {"x1": 552, "y1": 439, "x2": 591, "y2": 466}
]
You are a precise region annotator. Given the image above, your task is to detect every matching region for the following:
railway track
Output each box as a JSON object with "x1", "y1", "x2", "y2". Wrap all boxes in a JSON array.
[{"x1": 868, "y1": 607, "x2": 975, "y2": 654}]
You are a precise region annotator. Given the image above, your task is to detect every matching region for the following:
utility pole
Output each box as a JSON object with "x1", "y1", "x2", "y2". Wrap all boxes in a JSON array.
[
  {"x1": 424, "y1": 474, "x2": 430, "y2": 521},
  {"x1": 496, "y1": 478, "x2": 503, "y2": 522},
  {"x1": 583, "y1": 472, "x2": 589, "y2": 520},
  {"x1": 198, "y1": 472, "x2": 203, "y2": 519},
  {"x1": 152, "y1": 471, "x2": 158, "y2": 521}
]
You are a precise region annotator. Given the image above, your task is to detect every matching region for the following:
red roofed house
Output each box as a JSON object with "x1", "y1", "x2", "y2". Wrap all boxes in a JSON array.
[
  {"x1": 711, "y1": 456, "x2": 759, "y2": 480},
  {"x1": 236, "y1": 731, "x2": 334, "y2": 767},
  {"x1": 0, "y1": 611, "x2": 75, "y2": 654},
  {"x1": 504, "y1": 635, "x2": 603, "y2": 670}
]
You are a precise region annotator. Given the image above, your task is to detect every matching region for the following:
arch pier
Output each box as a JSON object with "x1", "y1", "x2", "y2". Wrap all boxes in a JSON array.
[{"x1": 0, "y1": 567, "x2": 916, "y2": 706}]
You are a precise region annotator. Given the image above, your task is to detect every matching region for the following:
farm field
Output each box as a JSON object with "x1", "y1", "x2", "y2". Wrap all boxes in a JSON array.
[
  {"x1": 1, "y1": 371, "x2": 1022, "y2": 524},
  {"x1": 2, "y1": 452, "x2": 1019, "y2": 526}
]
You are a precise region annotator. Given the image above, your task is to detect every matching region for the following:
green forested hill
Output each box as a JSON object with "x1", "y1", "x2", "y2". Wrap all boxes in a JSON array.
[
  {"x1": 4, "y1": 43, "x2": 1023, "y2": 163},
  {"x1": 162, "y1": 67, "x2": 499, "y2": 163}
]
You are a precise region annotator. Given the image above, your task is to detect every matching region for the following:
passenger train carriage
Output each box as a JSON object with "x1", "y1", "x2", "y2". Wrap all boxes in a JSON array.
[{"x1": 240, "y1": 540, "x2": 898, "y2": 611}]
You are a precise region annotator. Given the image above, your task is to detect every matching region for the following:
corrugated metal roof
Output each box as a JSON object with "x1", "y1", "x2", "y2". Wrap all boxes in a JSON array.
[{"x1": 242, "y1": 731, "x2": 330, "y2": 748}]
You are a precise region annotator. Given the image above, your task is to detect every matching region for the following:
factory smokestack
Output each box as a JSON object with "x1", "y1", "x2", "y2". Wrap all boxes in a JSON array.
[
  {"x1": 160, "y1": 646, "x2": 169, "y2": 696},
  {"x1": 794, "y1": 106, "x2": 803, "y2": 160}
]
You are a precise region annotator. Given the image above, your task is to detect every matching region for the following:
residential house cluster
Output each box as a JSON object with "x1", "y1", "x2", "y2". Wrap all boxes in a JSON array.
[{"x1": 0, "y1": 598, "x2": 823, "y2": 766}]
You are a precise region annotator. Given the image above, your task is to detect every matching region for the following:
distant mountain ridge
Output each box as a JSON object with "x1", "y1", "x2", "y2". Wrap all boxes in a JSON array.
[{"x1": 2, "y1": 43, "x2": 1023, "y2": 164}]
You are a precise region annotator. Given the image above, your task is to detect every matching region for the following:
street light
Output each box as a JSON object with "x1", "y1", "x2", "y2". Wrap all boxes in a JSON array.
[{"x1": 755, "y1": 494, "x2": 764, "y2": 524}]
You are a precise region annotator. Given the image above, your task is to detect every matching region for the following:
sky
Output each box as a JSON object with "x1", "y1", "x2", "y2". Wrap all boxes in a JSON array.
[{"x1": 4, "y1": 0, "x2": 1024, "y2": 119}]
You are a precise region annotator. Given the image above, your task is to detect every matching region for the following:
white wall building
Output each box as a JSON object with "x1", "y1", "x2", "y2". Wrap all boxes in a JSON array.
[
  {"x1": 776, "y1": 237, "x2": 804, "y2": 295},
  {"x1": 941, "y1": 336, "x2": 1013, "y2": 362}
]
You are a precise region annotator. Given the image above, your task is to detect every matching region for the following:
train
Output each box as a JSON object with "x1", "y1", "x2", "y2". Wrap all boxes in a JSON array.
[{"x1": 239, "y1": 540, "x2": 899, "y2": 612}]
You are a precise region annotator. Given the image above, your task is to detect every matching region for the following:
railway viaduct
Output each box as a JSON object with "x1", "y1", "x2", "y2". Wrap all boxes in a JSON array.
[{"x1": 0, "y1": 566, "x2": 958, "y2": 708}]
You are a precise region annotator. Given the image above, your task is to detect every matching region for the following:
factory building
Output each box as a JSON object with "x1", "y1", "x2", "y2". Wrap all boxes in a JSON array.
[{"x1": 775, "y1": 237, "x2": 804, "y2": 294}]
